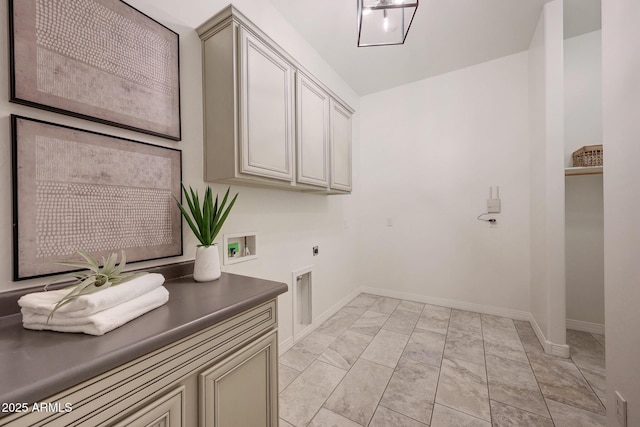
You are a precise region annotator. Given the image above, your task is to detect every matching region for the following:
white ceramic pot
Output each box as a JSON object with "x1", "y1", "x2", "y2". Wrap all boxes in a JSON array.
[{"x1": 193, "y1": 245, "x2": 221, "y2": 282}]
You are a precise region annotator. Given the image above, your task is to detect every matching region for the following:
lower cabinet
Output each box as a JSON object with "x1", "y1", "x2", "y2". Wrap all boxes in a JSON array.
[
  {"x1": 112, "y1": 386, "x2": 186, "y2": 427},
  {"x1": 200, "y1": 331, "x2": 278, "y2": 427},
  {"x1": 0, "y1": 300, "x2": 279, "y2": 427}
]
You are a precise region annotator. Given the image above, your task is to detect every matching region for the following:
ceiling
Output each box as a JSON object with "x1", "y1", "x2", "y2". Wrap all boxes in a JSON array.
[{"x1": 267, "y1": 0, "x2": 601, "y2": 96}]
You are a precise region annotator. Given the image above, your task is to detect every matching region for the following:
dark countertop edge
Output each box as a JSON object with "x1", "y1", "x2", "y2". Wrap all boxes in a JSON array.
[
  {"x1": 0, "y1": 270, "x2": 288, "y2": 411},
  {"x1": 0, "y1": 261, "x2": 195, "y2": 317}
]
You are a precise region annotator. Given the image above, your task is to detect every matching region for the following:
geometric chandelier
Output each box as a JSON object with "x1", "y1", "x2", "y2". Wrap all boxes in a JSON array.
[{"x1": 357, "y1": 0, "x2": 419, "y2": 47}]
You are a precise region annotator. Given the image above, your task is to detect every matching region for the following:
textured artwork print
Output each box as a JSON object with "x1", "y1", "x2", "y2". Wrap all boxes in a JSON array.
[
  {"x1": 12, "y1": 116, "x2": 183, "y2": 280},
  {"x1": 9, "y1": 0, "x2": 181, "y2": 140}
]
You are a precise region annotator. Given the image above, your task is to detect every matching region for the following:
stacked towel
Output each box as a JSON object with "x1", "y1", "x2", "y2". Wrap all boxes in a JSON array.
[{"x1": 19, "y1": 273, "x2": 169, "y2": 336}]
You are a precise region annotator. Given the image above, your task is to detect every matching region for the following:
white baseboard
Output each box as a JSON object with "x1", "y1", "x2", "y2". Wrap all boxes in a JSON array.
[
  {"x1": 362, "y1": 286, "x2": 531, "y2": 321},
  {"x1": 280, "y1": 286, "x2": 579, "y2": 360},
  {"x1": 279, "y1": 336, "x2": 294, "y2": 355},
  {"x1": 313, "y1": 286, "x2": 365, "y2": 327},
  {"x1": 279, "y1": 285, "x2": 364, "y2": 356},
  {"x1": 529, "y1": 314, "x2": 571, "y2": 358},
  {"x1": 566, "y1": 319, "x2": 605, "y2": 335}
]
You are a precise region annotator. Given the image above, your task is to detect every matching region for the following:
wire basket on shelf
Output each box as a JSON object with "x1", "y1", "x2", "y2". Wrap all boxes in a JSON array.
[{"x1": 572, "y1": 145, "x2": 603, "y2": 167}]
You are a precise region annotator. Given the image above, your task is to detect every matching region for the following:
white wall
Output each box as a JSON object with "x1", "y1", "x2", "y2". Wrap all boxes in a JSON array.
[
  {"x1": 602, "y1": 0, "x2": 640, "y2": 424},
  {"x1": 565, "y1": 175, "x2": 604, "y2": 326},
  {"x1": 528, "y1": 0, "x2": 568, "y2": 354},
  {"x1": 357, "y1": 51, "x2": 531, "y2": 317},
  {"x1": 564, "y1": 31, "x2": 603, "y2": 165},
  {"x1": 0, "y1": 0, "x2": 361, "y2": 346},
  {"x1": 564, "y1": 31, "x2": 604, "y2": 329}
]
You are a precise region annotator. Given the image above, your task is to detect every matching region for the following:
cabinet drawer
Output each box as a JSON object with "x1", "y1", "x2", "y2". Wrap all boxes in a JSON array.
[{"x1": 0, "y1": 300, "x2": 277, "y2": 427}]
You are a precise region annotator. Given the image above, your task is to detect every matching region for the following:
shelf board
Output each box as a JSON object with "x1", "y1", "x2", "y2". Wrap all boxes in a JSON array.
[{"x1": 565, "y1": 166, "x2": 603, "y2": 176}]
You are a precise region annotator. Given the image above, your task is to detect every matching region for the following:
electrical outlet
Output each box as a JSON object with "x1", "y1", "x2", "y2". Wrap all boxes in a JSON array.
[
  {"x1": 616, "y1": 391, "x2": 627, "y2": 427},
  {"x1": 312, "y1": 246, "x2": 319, "y2": 256}
]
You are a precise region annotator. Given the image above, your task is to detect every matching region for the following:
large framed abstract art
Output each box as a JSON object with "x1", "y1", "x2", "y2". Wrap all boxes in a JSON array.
[
  {"x1": 9, "y1": 0, "x2": 181, "y2": 140},
  {"x1": 12, "y1": 115, "x2": 183, "y2": 280}
]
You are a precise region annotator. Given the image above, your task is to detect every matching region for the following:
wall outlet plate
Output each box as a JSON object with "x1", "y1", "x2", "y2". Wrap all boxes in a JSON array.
[
  {"x1": 616, "y1": 391, "x2": 627, "y2": 427},
  {"x1": 312, "y1": 246, "x2": 319, "y2": 256}
]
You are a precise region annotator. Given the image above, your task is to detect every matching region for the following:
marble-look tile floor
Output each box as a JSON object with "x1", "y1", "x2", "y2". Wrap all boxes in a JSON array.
[{"x1": 279, "y1": 294, "x2": 606, "y2": 427}]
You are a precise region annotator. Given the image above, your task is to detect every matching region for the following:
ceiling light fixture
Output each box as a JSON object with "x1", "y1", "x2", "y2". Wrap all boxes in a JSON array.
[{"x1": 357, "y1": 0, "x2": 418, "y2": 47}]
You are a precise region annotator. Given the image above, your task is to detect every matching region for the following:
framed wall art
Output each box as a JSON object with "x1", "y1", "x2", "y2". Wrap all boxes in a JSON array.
[
  {"x1": 9, "y1": 0, "x2": 181, "y2": 140},
  {"x1": 12, "y1": 115, "x2": 183, "y2": 280}
]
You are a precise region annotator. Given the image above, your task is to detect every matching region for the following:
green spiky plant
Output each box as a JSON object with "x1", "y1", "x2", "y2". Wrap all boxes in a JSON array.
[
  {"x1": 45, "y1": 250, "x2": 144, "y2": 322},
  {"x1": 175, "y1": 185, "x2": 238, "y2": 247}
]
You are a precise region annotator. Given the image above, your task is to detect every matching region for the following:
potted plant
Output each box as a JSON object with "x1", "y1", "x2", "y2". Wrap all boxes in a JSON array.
[
  {"x1": 45, "y1": 250, "x2": 143, "y2": 321},
  {"x1": 176, "y1": 185, "x2": 238, "y2": 282}
]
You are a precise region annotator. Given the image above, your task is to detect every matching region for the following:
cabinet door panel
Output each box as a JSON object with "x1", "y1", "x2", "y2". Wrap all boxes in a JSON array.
[
  {"x1": 112, "y1": 386, "x2": 185, "y2": 427},
  {"x1": 240, "y1": 29, "x2": 294, "y2": 181},
  {"x1": 297, "y1": 74, "x2": 329, "y2": 187},
  {"x1": 330, "y1": 100, "x2": 353, "y2": 191},
  {"x1": 200, "y1": 331, "x2": 278, "y2": 427}
]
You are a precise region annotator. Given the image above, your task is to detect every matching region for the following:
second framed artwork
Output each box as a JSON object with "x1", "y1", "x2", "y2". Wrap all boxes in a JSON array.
[
  {"x1": 9, "y1": 0, "x2": 181, "y2": 140},
  {"x1": 12, "y1": 115, "x2": 183, "y2": 280}
]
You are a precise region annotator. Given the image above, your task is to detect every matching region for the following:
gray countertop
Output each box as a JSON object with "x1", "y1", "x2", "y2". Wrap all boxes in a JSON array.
[{"x1": 0, "y1": 272, "x2": 287, "y2": 411}]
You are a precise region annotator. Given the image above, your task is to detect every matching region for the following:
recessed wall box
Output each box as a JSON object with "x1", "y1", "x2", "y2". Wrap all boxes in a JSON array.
[{"x1": 223, "y1": 232, "x2": 258, "y2": 265}]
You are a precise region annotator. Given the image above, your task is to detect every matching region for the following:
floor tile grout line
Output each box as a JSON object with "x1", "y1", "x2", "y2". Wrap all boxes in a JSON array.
[
  {"x1": 571, "y1": 360, "x2": 607, "y2": 411},
  {"x1": 335, "y1": 306, "x2": 401, "y2": 427},
  {"x1": 278, "y1": 363, "x2": 303, "y2": 395},
  {"x1": 376, "y1": 403, "x2": 428, "y2": 426},
  {"x1": 589, "y1": 332, "x2": 606, "y2": 351},
  {"x1": 280, "y1": 295, "x2": 607, "y2": 427},
  {"x1": 479, "y1": 314, "x2": 493, "y2": 425},
  {"x1": 521, "y1": 326, "x2": 606, "y2": 420},
  {"x1": 306, "y1": 297, "x2": 383, "y2": 427},
  {"x1": 489, "y1": 399, "x2": 556, "y2": 423},
  {"x1": 280, "y1": 299, "x2": 374, "y2": 426},
  {"x1": 437, "y1": 401, "x2": 494, "y2": 425},
  {"x1": 304, "y1": 307, "x2": 371, "y2": 427},
  {"x1": 429, "y1": 305, "x2": 452, "y2": 426},
  {"x1": 516, "y1": 322, "x2": 557, "y2": 426},
  {"x1": 369, "y1": 303, "x2": 431, "y2": 427}
]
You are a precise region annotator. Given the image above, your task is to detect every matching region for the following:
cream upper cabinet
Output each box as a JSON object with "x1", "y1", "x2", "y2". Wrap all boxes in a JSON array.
[
  {"x1": 239, "y1": 28, "x2": 294, "y2": 181},
  {"x1": 330, "y1": 100, "x2": 353, "y2": 192},
  {"x1": 197, "y1": 6, "x2": 354, "y2": 193},
  {"x1": 296, "y1": 73, "x2": 330, "y2": 187}
]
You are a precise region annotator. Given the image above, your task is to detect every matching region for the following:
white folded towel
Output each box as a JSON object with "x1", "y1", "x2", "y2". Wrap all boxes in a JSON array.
[
  {"x1": 22, "y1": 286, "x2": 169, "y2": 336},
  {"x1": 18, "y1": 273, "x2": 165, "y2": 318}
]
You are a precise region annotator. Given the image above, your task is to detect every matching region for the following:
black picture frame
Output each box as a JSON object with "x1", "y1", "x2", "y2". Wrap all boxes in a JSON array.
[
  {"x1": 12, "y1": 115, "x2": 183, "y2": 281},
  {"x1": 9, "y1": 0, "x2": 182, "y2": 141}
]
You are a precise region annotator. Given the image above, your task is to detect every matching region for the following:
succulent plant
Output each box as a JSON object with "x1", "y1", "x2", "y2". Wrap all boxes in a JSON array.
[
  {"x1": 175, "y1": 185, "x2": 238, "y2": 247},
  {"x1": 45, "y1": 250, "x2": 144, "y2": 322}
]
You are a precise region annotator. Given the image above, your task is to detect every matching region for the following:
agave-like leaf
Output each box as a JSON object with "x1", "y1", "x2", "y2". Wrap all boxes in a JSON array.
[
  {"x1": 190, "y1": 187, "x2": 203, "y2": 229},
  {"x1": 77, "y1": 251, "x2": 100, "y2": 271},
  {"x1": 202, "y1": 187, "x2": 212, "y2": 246},
  {"x1": 102, "y1": 252, "x2": 117, "y2": 274},
  {"x1": 45, "y1": 250, "x2": 147, "y2": 322},
  {"x1": 111, "y1": 250, "x2": 127, "y2": 276},
  {"x1": 175, "y1": 184, "x2": 238, "y2": 247},
  {"x1": 210, "y1": 189, "x2": 221, "y2": 242},
  {"x1": 211, "y1": 192, "x2": 219, "y2": 239},
  {"x1": 175, "y1": 199, "x2": 205, "y2": 245},
  {"x1": 47, "y1": 275, "x2": 98, "y2": 322},
  {"x1": 212, "y1": 190, "x2": 238, "y2": 241},
  {"x1": 56, "y1": 260, "x2": 101, "y2": 272}
]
